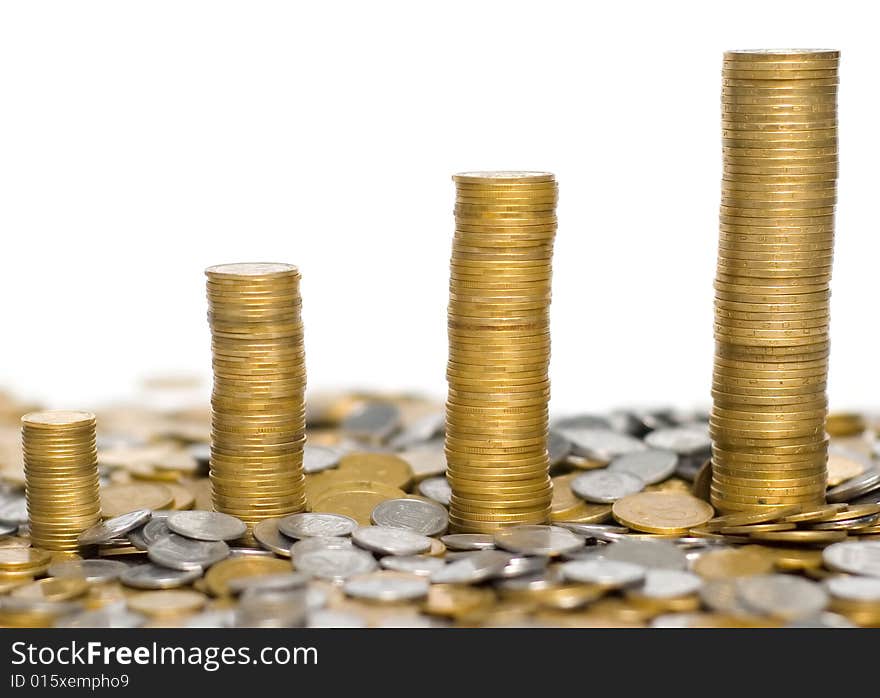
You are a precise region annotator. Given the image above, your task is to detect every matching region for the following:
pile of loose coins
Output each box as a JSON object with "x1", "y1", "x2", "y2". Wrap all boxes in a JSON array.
[
  {"x1": 445, "y1": 172, "x2": 557, "y2": 533},
  {"x1": 22, "y1": 411, "x2": 100, "y2": 553},
  {"x1": 206, "y1": 263, "x2": 308, "y2": 531},
  {"x1": 1, "y1": 390, "x2": 880, "y2": 628},
  {"x1": 711, "y1": 49, "x2": 839, "y2": 513}
]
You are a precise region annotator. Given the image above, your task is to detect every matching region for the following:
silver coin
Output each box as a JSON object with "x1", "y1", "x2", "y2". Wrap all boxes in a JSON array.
[
  {"x1": 494, "y1": 525, "x2": 584, "y2": 557},
  {"x1": 601, "y1": 539, "x2": 688, "y2": 570},
  {"x1": 229, "y1": 547, "x2": 276, "y2": 558},
  {"x1": 570, "y1": 470, "x2": 645, "y2": 503},
  {"x1": 737, "y1": 574, "x2": 828, "y2": 620},
  {"x1": 183, "y1": 609, "x2": 237, "y2": 628},
  {"x1": 556, "y1": 427, "x2": 646, "y2": 463},
  {"x1": 48, "y1": 559, "x2": 128, "y2": 584},
  {"x1": 141, "y1": 517, "x2": 172, "y2": 546},
  {"x1": 307, "y1": 609, "x2": 368, "y2": 628},
  {"x1": 341, "y1": 402, "x2": 400, "y2": 443},
  {"x1": 290, "y1": 535, "x2": 353, "y2": 560},
  {"x1": 827, "y1": 469, "x2": 880, "y2": 503},
  {"x1": 440, "y1": 533, "x2": 496, "y2": 551},
  {"x1": 644, "y1": 427, "x2": 711, "y2": 456},
  {"x1": 548, "y1": 430, "x2": 573, "y2": 466},
  {"x1": 236, "y1": 588, "x2": 307, "y2": 628},
  {"x1": 556, "y1": 522, "x2": 629, "y2": 542},
  {"x1": 608, "y1": 449, "x2": 678, "y2": 485},
  {"x1": 418, "y1": 476, "x2": 452, "y2": 507},
  {"x1": 228, "y1": 572, "x2": 309, "y2": 595},
  {"x1": 55, "y1": 602, "x2": 145, "y2": 629},
  {"x1": 371, "y1": 498, "x2": 448, "y2": 537},
  {"x1": 188, "y1": 443, "x2": 211, "y2": 468},
  {"x1": 786, "y1": 612, "x2": 857, "y2": 628},
  {"x1": 0, "y1": 496, "x2": 27, "y2": 525},
  {"x1": 343, "y1": 572, "x2": 429, "y2": 602},
  {"x1": 303, "y1": 444, "x2": 344, "y2": 474},
  {"x1": 167, "y1": 510, "x2": 247, "y2": 541},
  {"x1": 147, "y1": 533, "x2": 229, "y2": 571},
  {"x1": 380, "y1": 555, "x2": 446, "y2": 576},
  {"x1": 294, "y1": 548, "x2": 378, "y2": 581},
  {"x1": 431, "y1": 550, "x2": 513, "y2": 584},
  {"x1": 560, "y1": 559, "x2": 645, "y2": 588},
  {"x1": 399, "y1": 442, "x2": 447, "y2": 480},
  {"x1": 699, "y1": 579, "x2": 754, "y2": 616},
  {"x1": 127, "y1": 526, "x2": 148, "y2": 551},
  {"x1": 823, "y1": 540, "x2": 880, "y2": 577},
  {"x1": 253, "y1": 518, "x2": 295, "y2": 558},
  {"x1": 495, "y1": 567, "x2": 564, "y2": 593},
  {"x1": 651, "y1": 613, "x2": 710, "y2": 628},
  {"x1": 637, "y1": 569, "x2": 702, "y2": 598},
  {"x1": 389, "y1": 412, "x2": 444, "y2": 450},
  {"x1": 78, "y1": 509, "x2": 152, "y2": 546},
  {"x1": 121, "y1": 562, "x2": 203, "y2": 589},
  {"x1": 553, "y1": 414, "x2": 612, "y2": 431},
  {"x1": 825, "y1": 575, "x2": 880, "y2": 602},
  {"x1": 278, "y1": 512, "x2": 358, "y2": 539},
  {"x1": 498, "y1": 555, "x2": 548, "y2": 579},
  {"x1": 352, "y1": 525, "x2": 433, "y2": 556},
  {"x1": 0, "y1": 521, "x2": 18, "y2": 537},
  {"x1": 813, "y1": 513, "x2": 880, "y2": 530}
]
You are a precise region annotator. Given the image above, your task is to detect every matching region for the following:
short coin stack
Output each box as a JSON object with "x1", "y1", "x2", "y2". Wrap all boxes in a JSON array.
[
  {"x1": 711, "y1": 49, "x2": 839, "y2": 512},
  {"x1": 445, "y1": 172, "x2": 557, "y2": 532},
  {"x1": 22, "y1": 410, "x2": 100, "y2": 552},
  {"x1": 206, "y1": 263, "x2": 307, "y2": 530}
]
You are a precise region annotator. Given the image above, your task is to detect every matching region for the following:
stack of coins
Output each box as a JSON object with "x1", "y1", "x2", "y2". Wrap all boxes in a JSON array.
[
  {"x1": 710, "y1": 49, "x2": 839, "y2": 512},
  {"x1": 445, "y1": 172, "x2": 557, "y2": 532},
  {"x1": 22, "y1": 410, "x2": 100, "y2": 552},
  {"x1": 206, "y1": 263, "x2": 307, "y2": 530}
]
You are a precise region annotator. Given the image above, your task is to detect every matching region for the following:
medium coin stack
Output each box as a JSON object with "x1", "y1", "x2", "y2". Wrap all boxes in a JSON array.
[
  {"x1": 711, "y1": 49, "x2": 839, "y2": 512},
  {"x1": 206, "y1": 263, "x2": 307, "y2": 530},
  {"x1": 22, "y1": 410, "x2": 100, "y2": 552},
  {"x1": 446, "y1": 172, "x2": 557, "y2": 532}
]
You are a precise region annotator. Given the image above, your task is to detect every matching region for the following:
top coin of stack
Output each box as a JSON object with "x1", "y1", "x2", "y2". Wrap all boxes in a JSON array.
[
  {"x1": 445, "y1": 171, "x2": 557, "y2": 533},
  {"x1": 22, "y1": 410, "x2": 100, "y2": 552},
  {"x1": 206, "y1": 263, "x2": 307, "y2": 531},
  {"x1": 711, "y1": 49, "x2": 839, "y2": 513}
]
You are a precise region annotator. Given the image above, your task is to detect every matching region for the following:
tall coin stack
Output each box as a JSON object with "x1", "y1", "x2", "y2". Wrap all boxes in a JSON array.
[
  {"x1": 446, "y1": 172, "x2": 557, "y2": 532},
  {"x1": 711, "y1": 49, "x2": 839, "y2": 512},
  {"x1": 206, "y1": 263, "x2": 307, "y2": 530},
  {"x1": 22, "y1": 410, "x2": 100, "y2": 552}
]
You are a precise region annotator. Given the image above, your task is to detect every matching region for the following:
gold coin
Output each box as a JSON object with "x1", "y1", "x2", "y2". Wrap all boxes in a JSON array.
[
  {"x1": 611, "y1": 492, "x2": 714, "y2": 534},
  {"x1": 0, "y1": 548, "x2": 52, "y2": 573},
  {"x1": 749, "y1": 529, "x2": 847, "y2": 544},
  {"x1": 10, "y1": 576, "x2": 89, "y2": 602},
  {"x1": 128, "y1": 590, "x2": 207, "y2": 618},
  {"x1": 203, "y1": 556, "x2": 292, "y2": 596},
  {"x1": 310, "y1": 486, "x2": 406, "y2": 526},
  {"x1": 100, "y1": 482, "x2": 174, "y2": 518},
  {"x1": 692, "y1": 546, "x2": 775, "y2": 579}
]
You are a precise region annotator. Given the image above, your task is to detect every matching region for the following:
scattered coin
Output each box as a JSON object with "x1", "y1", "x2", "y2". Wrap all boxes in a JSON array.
[
  {"x1": 823, "y1": 541, "x2": 880, "y2": 577},
  {"x1": 127, "y1": 589, "x2": 207, "y2": 618},
  {"x1": 289, "y1": 536, "x2": 353, "y2": 560},
  {"x1": 78, "y1": 509, "x2": 152, "y2": 546},
  {"x1": 608, "y1": 449, "x2": 678, "y2": 484},
  {"x1": 612, "y1": 492, "x2": 714, "y2": 534},
  {"x1": 371, "y1": 498, "x2": 448, "y2": 536},
  {"x1": 827, "y1": 469, "x2": 880, "y2": 503},
  {"x1": 343, "y1": 572, "x2": 430, "y2": 602},
  {"x1": 294, "y1": 548, "x2": 378, "y2": 581},
  {"x1": 571, "y1": 470, "x2": 645, "y2": 503},
  {"x1": 558, "y1": 428, "x2": 647, "y2": 463},
  {"x1": 601, "y1": 539, "x2": 688, "y2": 570},
  {"x1": 147, "y1": 533, "x2": 229, "y2": 571},
  {"x1": 278, "y1": 512, "x2": 358, "y2": 539},
  {"x1": 736, "y1": 574, "x2": 829, "y2": 620},
  {"x1": 47, "y1": 559, "x2": 128, "y2": 584},
  {"x1": 167, "y1": 511, "x2": 247, "y2": 542},
  {"x1": 380, "y1": 555, "x2": 446, "y2": 576},
  {"x1": 440, "y1": 533, "x2": 495, "y2": 551},
  {"x1": 560, "y1": 559, "x2": 645, "y2": 589},
  {"x1": 121, "y1": 563, "x2": 203, "y2": 590},
  {"x1": 303, "y1": 445, "x2": 344, "y2": 474},
  {"x1": 644, "y1": 427, "x2": 711, "y2": 456},
  {"x1": 252, "y1": 518, "x2": 295, "y2": 558},
  {"x1": 418, "y1": 477, "x2": 452, "y2": 507},
  {"x1": 352, "y1": 526, "x2": 433, "y2": 556},
  {"x1": 493, "y1": 525, "x2": 583, "y2": 557},
  {"x1": 431, "y1": 550, "x2": 512, "y2": 584},
  {"x1": 635, "y1": 569, "x2": 702, "y2": 598}
]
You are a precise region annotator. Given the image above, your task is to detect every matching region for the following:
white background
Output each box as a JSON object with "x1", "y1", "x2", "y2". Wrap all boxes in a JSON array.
[{"x1": 0, "y1": 1, "x2": 876, "y2": 414}]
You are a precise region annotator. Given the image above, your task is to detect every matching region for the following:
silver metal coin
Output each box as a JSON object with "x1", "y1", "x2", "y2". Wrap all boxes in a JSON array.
[
  {"x1": 371, "y1": 498, "x2": 448, "y2": 536},
  {"x1": 278, "y1": 512, "x2": 358, "y2": 539},
  {"x1": 48, "y1": 559, "x2": 128, "y2": 584},
  {"x1": 121, "y1": 562, "x2": 203, "y2": 589},
  {"x1": 495, "y1": 567, "x2": 564, "y2": 593},
  {"x1": 127, "y1": 526, "x2": 148, "y2": 551},
  {"x1": 786, "y1": 612, "x2": 857, "y2": 628},
  {"x1": 556, "y1": 522, "x2": 629, "y2": 542},
  {"x1": 307, "y1": 609, "x2": 368, "y2": 628},
  {"x1": 341, "y1": 401, "x2": 400, "y2": 443},
  {"x1": 553, "y1": 414, "x2": 612, "y2": 432},
  {"x1": 236, "y1": 588, "x2": 308, "y2": 628},
  {"x1": 141, "y1": 517, "x2": 172, "y2": 546},
  {"x1": 0, "y1": 496, "x2": 27, "y2": 525},
  {"x1": 0, "y1": 521, "x2": 18, "y2": 537},
  {"x1": 498, "y1": 555, "x2": 549, "y2": 579},
  {"x1": 389, "y1": 413, "x2": 444, "y2": 450},
  {"x1": 827, "y1": 469, "x2": 880, "y2": 503},
  {"x1": 601, "y1": 539, "x2": 688, "y2": 570},
  {"x1": 431, "y1": 550, "x2": 513, "y2": 584},
  {"x1": 608, "y1": 449, "x2": 678, "y2": 485},
  {"x1": 637, "y1": 569, "x2": 702, "y2": 598},
  {"x1": 570, "y1": 470, "x2": 645, "y2": 503},
  {"x1": 399, "y1": 442, "x2": 447, "y2": 480},
  {"x1": 228, "y1": 572, "x2": 309, "y2": 595},
  {"x1": 823, "y1": 540, "x2": 880, "y2": 577},
  {"x1": 699, "y1": 578, "x2": 754, "y2": 616},
  {"x1": 493, "y1": 525, "x2": 584, "y2": 557},
  {"x1": 352, "y1": 525, "x2": 433, "y2": 556},
  {"x1": 78, "y1": 509, "x2": 152, "y2": 546},
  {"x1": 167, "y1": 510, "x2": 247, "y2": 542},
  {"x1": 736, "y1": 574, "x2": 828, "y2": 620},
  {"x1": 229, "y1": 547, "x2": 276, "y2": 558},
  {"x1": 644, "y1": 427, "x2": 711, "y2": 455},
  {"x1": 440, "y1": 533, "x2": 496, "y2": 551},
  {"x1": 294, "y1": 548, "x2": 378, "y2": 581},
  {"x1": 556, "y1": 427, "x2": 646, "y2": 463},
  {"x1": 418, "y1": 476, "x2": 452, "y2": 507},
  {"x1": 147, "y1": 533, "x2": 229, "y2": 571},
  {"x1": 380, "y1": 555, "x2": 446, "y2": 576},
  {"x1": 560, "y1": 558, "x2": 646, "y2": 588},
  {"x1": 343, "y1": 572, "x2": 429, "y2": 602},
  {"x1": 290, "y1": 535, "x2": 353, "y2": 560},
  {"x1": 253, "y1": 518, "x2": 295, "y2": 558},
  {"x1": 825, "y1": 575, "x2": 880, "y2": 602},
  {"x1": 548, "y1": 430, "x2": 573, "y2": 466},
  {"x1": 55, "y1": 602, "x2": 145, "y2": 629},
  {"x1": 303, "y1": 444, "x2": 345, "y2": 474},
  {"x1": 183, "y1": 609, "x2": 237, "y2": 628}
]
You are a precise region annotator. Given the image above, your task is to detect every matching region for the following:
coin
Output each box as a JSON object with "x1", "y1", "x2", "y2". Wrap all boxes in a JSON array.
[
  {"x1": 736, "y1": 574, "x2": 828, "y2": 620},
  {"x1": 77, "y1": 509, "x2": 152, "y2": 546},
  {"x1": 418, "y1": 476, "x2": 452, "y2": 506},
  {"x1": 166, "y1": 510, "x2": 247, "y2": 541},
  {"x1": 343, "y1": 572, "x2": 429, "y2": 603},
  {"x1": 278, "y1": 512, "x2": 358, "y2": 539},
  {"x1": 147, "y1": 533, "x2": 230, "y2": 571},
  {"x1": 440, "y1": 533, "x2": 496, "y2": 551},
  {"x1": 371, "y1": 498, "x2": 448, "y2": 537},
  {"x1": 203, "y1": 556, "x2": 292, "y2": 596},
  {"x1": 352, "y1": 526, "x2": 433, "y2": 556},
  {"x1": 493, "y1": 525, "x2": 583, "y2": 557},
  {"x1": 612, "y1": 492, "x2": 714, "y2": 534},
  {"x1": 380, "y1": 555, "x2": 446, "y2": 577},
  {"x1": 128, "y1": 590, "x2": 207, "y2": 618},
  {"x1": 823, "y1": 541, "x2": 880, "y2": 577},
  {"x1": 559, "y1": 559, "x2": 645, "y2": 588},
  {"x1": 302, "y1": 445, "x2": 344, "y2": 474},
  {"x1": 600, "y1": 539, "x2": 688, "y2": 570},
  {"x1": 47, "y1": 559, "x2": 127, "y2": 584},
  {"x1": 431, "y1": 550, "x2": 513, "y2": 584},
  {"x1": 121, "y1": 563, "x2": 203, "y2": 590},
  {"x1": 570, "y1": 470, "x2": 645, "y2": 503},
  {"x1": 608, "y1": 449, "x2": 678, "y2": 484},
  {"x1": 294, "y1": 548, "x2": 377, "y2": 581},
  {"x1": 100, "y1": 483, "x2": 174, "y2": 519}
]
